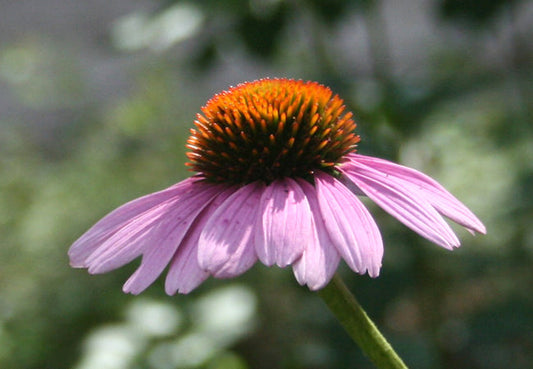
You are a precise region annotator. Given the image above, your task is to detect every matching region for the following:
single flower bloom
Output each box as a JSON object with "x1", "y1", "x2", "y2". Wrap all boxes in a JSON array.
[{"x1": 69, "y1": 78, "x2": 485, "y2": 294}]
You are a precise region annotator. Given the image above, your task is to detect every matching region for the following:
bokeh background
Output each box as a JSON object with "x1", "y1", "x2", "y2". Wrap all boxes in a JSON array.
[{"x1": 1, "y1": 0, "x2": 532, "y2": 368}]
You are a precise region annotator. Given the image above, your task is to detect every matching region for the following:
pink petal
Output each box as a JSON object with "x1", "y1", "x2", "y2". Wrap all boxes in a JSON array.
[
  {"x1": 198, "y1": 181, "x2": 265, "y2": 278},
  {"x1": 84, "y1": 206, "x2": 169, "y2": 274},
  {"x1": 83, "y1": 183, "x2": 216, "y2": 274},
  {"x1": 255, "y1": 178, "x2": 311, "y2": 267},
  {"x1": 340, "y1": 157, "x2": 461, "y2": 249},
  {"x1": 165, "y1": 186, "x2": 237, "y2": 295},
  {"x1": 314, "y1": 171, "x2": 383, "y2": 277},
  {"x1": 164, "y1": 237, "x2": 209, "y2": 295},
  {"x1": 344, "y1": 153, "x2": 486, "y2": 234},
  {"x1": 121, "y1": 182, "x2": 225, "y2": 294},
  {"x1": 292, "y1": 179, "x2": 341, "y2": 290},
  {"x1": 69, "y1": 177, "x2": 200, "y2": 267}
]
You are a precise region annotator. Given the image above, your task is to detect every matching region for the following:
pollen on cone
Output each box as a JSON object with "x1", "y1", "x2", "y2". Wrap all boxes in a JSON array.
[{"x1": 186, "y1": 78, "x2": 360, "y2": 184}]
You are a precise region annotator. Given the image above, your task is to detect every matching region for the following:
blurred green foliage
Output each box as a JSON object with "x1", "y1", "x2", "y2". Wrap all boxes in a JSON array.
[{"x1": 1, "y1": 0, "x2": 532, "y2": 368}]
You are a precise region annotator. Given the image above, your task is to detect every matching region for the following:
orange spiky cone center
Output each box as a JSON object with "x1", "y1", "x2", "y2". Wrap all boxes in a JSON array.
[{"x1": 186, "y1": 78, "x2": 360, "y2": 184}]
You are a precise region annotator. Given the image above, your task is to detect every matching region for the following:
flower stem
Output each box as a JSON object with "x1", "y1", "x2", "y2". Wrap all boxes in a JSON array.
[{"x1": 318, "y1": 274, "x2": 408, "y2": 369}]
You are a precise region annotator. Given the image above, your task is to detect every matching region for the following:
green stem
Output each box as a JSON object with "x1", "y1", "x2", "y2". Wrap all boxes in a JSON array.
[{"x1": 318, "y1": 274, "x2": 408, "y2": 369}]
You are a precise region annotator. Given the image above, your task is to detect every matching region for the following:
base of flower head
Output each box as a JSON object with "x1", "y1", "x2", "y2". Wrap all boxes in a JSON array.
[
  {"x1": 69, "y1": 151, "x2": 485, "y2": 295},
  {"x1": 69, "y1": 170, "x2": 386, "y2": 294}
]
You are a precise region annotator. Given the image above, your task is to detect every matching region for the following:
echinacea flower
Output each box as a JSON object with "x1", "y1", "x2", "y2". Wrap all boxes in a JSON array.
[{"x1": 69, "y1": 78, "x2": 485, "y2": 295}]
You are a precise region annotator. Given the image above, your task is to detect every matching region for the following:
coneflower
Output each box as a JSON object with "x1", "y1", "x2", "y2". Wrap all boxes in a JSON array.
[{"x1": 69, "y1": 78, "x2": 485, "y2": 295}]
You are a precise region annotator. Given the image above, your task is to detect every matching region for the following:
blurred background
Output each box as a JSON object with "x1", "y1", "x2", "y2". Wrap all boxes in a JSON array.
[{"x1": 1, "y1": 0, "x2": 532, "y2": 368}]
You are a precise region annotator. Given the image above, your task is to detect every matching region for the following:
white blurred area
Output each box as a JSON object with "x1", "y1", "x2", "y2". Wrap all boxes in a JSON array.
[
  {"x1": 110, "y1": 3, "x2": 204, "y2": 52},
  {"x1": 73, "y1": 285, "x2": 257, "y2": 369}
]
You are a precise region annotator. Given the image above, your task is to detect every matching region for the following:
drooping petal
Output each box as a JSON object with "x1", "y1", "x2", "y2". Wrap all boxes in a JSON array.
[
  {"x1": 344, "y1": 153, "x2": 486, "y2": 234},
  {"x1": 121, "y1": 182, "x2": 226, "y2": 295},
  {"x1": 83, "y1": 183, "x2": 216, "y2": 274},
  {"x1": 255, "y1": 178, "x2": 311, "y2": 267},
  {"x1": 165, "y1": 186, "x2": 237, "y2": 295},
  {"x1": 292, "y1": 179, "x2": 341, "y2": 290},
  {"x1": 198, "y1": 181, "x2": 265, "y2": 278},
  {"x1": 314, "y1": 171, "x2": 383, "y2": 277},
  {"x1": 340, "y1": 156, "x2": 461, "y2": 249},
  {"x1": 84, "y1": 205, "x2": 170, "y2": 274},
  {"x1": 69, "y1": 177, "x2": 200, "y2": 267},
  {"x1": 164, "y1": 236, "x2": 209, "y2": 295}
]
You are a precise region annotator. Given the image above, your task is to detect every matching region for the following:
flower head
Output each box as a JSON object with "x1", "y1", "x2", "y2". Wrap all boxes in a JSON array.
[
  {"x1": 69, "y1": 78, "x2": 485, "y2": 294},
  {"x1": 186, "y1": 79, "x2": 358, "y2": 184}
]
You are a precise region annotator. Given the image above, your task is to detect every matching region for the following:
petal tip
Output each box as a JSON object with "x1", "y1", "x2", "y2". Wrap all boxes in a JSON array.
[
  {"x1": 475, "y1": 223, "x2": 487, "y2": 235},
  {"x1": 122, "y1": 282, "x2": 144, "y2": 295}
]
